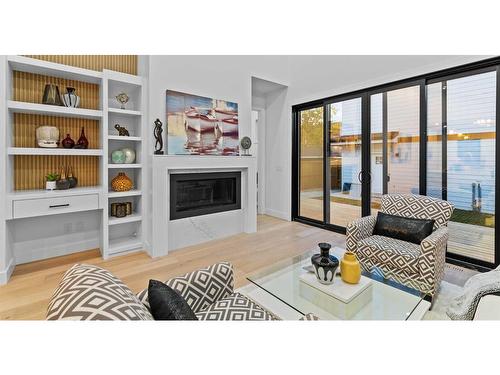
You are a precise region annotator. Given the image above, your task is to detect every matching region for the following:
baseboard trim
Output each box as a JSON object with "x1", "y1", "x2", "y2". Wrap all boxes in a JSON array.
[
  {"x1": 0, "y1": 258, "x2": 15, "y2": 285},
  {"x1": 265, "y1": 208, "x2": 290, "y2": 221}
]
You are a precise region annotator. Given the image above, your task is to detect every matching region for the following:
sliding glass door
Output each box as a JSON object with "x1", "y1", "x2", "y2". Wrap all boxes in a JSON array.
[
  {"x1": 292, "y1": 60, "x2": 499, "y2": 268},
  {"x1": 426, "y1": 70, "x2": 497, "y2": 264},
  {"x1": 369, "y1": 84, "x2": 421, "y2": 214},
  {"x1": 327, "y1": 97, "x2": 363, "y2": 227},
  {"x1": 298, "y1": 106, "x2": 324, "y2": 222}
]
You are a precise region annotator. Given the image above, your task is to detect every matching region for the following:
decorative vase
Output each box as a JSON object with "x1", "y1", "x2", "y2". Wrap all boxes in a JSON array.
[
  {"x1": 61, "y1": 87, "x2": 80, "y2": 108},
  {"x1": 311, "y1": 242, "x2": 339, "y2": 285},
  {"x1": 115, "y1": 92, "x2": 129, "y2": 109},
  {"x1": 36, "y1": 125, "x2": 59, "y2": 148},
  {"x1": 74, "y1": 127, "x2": 89, "y2": 149},
  {"x1": 111, "y1": 172, "x2": 133, "y2": 192},
  {"x1": 340, "y1": 251, "x2": 361, "y2": 284},
  {"x1": 67, "y1": 166, "x2": 78, "y2": 188},
  {"x1": 46, "y1": 180, "x2": 56, "y2": 191},
  {"x1": 62, "y1": 134, "x2": 75, "y2": 148},
  {"x1": 42, "y1": 84, "x2": 63, "y2": 106},
  {"x1": 121, "y1": 147, "x2": 136, "y2": 164},
  {"x1": 56, "y1": 166, "x2": 70, "y2": 190},
  {"x1": 111, "y1": 150, "x2": 126, "y2": 164}
]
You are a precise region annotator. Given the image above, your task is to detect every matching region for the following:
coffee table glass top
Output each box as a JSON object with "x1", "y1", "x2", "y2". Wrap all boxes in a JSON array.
[{"x1": 246, "y1": 247, "x2": 426, "y2": 320}]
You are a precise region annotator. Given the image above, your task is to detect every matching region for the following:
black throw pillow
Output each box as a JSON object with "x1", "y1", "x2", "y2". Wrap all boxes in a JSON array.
[
  {"x1": 373, "y1": 212, "x2": 434, "y2": 244},
  {"x1": 148, "y1": 280, "x2": 198, "y2": 320}
]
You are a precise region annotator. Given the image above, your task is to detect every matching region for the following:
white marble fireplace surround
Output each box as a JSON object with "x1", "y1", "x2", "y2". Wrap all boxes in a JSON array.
[{"x1": 152, "y1": 155, "x2": 257, "y2": 257}]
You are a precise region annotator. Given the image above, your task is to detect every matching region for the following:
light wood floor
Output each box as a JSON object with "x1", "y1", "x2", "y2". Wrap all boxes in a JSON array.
[{"x1": 0, "y1": 215, "x2": 346, "y2": 320}]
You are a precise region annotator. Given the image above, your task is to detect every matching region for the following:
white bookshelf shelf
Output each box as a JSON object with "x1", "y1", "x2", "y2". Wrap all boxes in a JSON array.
[
  {"x1": 108, "y1": 164, "x2": 142, "y2": 169},
  {"x1": 8, "y1": 147, "x2": 103, "y2": 156},
  {"x1": 8, "y1": 100, "x2": 103, "y2": 119},
  {"x1": 108, "y1": 107, "x2": 142, "y2": 116},
  {"x1": 108, "y1": 190, "x2": 142, "y2": 198},
  {"x1": 108, "y1": 236, "x2": 143, "y2": 254},
  {"x1": 7, "y1": 55, "x2": 102, "y2": 84},
  {"x1": 108, "y1": 213, "x2": 142, "y2": 226},
  {"x1": 108, "y1": 135, "x2": 142, "y2": 142}
]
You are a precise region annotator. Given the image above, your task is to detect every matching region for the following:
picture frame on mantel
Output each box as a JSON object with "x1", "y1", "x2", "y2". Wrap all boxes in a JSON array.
[{"x1": 166, "y1": 90, "x2": 239, "y2": 156}]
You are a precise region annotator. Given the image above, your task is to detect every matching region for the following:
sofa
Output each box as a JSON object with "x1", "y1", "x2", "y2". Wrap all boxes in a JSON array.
[
  {"x1": 47, "y1": 262, "x2": 286, "y2": 320},
  {"x1": 346, "y1": 193, "x2": 454, "y2": 298}
]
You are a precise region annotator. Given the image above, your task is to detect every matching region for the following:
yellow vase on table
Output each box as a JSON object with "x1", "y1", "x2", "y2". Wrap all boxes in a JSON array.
[{"x1": 340, "y1": 251, "x2": 361, "y2": 284}]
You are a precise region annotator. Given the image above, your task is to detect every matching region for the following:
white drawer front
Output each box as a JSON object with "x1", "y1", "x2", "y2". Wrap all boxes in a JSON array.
[{"x1": 13, "y1": 194, "x2": 99, "y2": 219}]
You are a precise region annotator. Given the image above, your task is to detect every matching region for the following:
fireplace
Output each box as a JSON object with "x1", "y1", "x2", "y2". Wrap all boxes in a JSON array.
[{"x1": 170, "y1": 172, "x2": 241, "y2": 220}]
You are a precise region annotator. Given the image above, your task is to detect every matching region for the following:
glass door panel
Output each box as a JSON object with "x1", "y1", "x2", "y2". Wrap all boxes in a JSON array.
[
  {"x1": 386, "y1": 86, "x2": 420, "y2": 194},
  {"x1": 370, "y1": 85, "x2": 420, "y2": 214},
  {"x1": 298, "y1": 107, "x2": 324, "y2": 221},
  {"x1": 328, "y1": 98, "x2": 362, "y2": 227},
  {"x1": 427, "y1": 71, "x2": 496, "y2": 264},
  {"x1": 370, "y1": 93, "x2": 383, "y2": 213}
]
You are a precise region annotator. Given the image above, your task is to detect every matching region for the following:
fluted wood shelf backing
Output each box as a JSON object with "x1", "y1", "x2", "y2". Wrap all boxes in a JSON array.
[
  {"x1": 13, "y1": 71, "x2": 100, "y2": 109},
  {"x1": 14, "y1": 114, "x2": 100, "y2": 148},
  {"x1": 25, "y1": 55, "x2": 138, "y2": 75},
  {"x1": 15, "y1": 155, "x2": 100, "y2": 191}
]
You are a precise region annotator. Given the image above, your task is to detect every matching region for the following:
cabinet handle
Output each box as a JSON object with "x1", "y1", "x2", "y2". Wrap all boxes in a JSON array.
[{"x1": 49, "y1": 204, "x2": 70, "y2": 208}]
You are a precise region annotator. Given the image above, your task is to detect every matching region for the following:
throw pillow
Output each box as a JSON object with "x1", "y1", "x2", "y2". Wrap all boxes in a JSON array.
[
  {"x1": 148, "y1": 279, "x2": 198, "y2": 320},
  {"x1": 373, "y1": 212, "x2": 434, "y2": 244}
]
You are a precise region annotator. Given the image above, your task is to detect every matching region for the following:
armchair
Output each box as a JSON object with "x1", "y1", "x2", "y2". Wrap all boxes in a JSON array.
[{"x1": 346, "y1": 194, "x2": 454, "y2": 297}]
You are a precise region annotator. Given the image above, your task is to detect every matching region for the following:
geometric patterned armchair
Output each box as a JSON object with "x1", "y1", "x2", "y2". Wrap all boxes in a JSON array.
[{"x1": 346, "y1": 194, "x2": 454, "y2": 298}]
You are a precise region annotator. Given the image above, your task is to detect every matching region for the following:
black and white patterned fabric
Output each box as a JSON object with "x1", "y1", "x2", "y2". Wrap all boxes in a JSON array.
[
  {"x1": 380, "y1": 194, "x2": 453, "y2": 230},
  {"x1": 346, "y1": 194, "x2": 453, "y2": 297},
  {"x1": 46, "y1": 264, "x2": 153, "y2": 320},
  {"x1": 137, "y1": 262, "x2": 234, "y2": 313},
  {"x1": 357, "y1": 235, "x2": 421, "y2": 274},
  {"x1": 195, "y1": 292, "x2": 278, "y2": 321}
]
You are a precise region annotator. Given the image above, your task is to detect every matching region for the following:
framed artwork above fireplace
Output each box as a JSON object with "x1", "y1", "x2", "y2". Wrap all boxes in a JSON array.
[{"x1": 166, "y1": 90, "x2": 239, "y2": 156}]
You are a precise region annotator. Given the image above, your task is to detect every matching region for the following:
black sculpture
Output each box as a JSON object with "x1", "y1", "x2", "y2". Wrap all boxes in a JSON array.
[{"x1": 153, "y1": 118, "x2": 164, "y2": 155}]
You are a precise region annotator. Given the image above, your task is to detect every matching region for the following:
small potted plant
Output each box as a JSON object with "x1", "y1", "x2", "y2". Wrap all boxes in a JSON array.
[{"x1": 45, "y1": 172, "x2": 59, "y2": 190}]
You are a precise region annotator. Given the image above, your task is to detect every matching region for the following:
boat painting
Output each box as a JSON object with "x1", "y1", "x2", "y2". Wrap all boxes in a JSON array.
[{"x1": 167, "y1": 90, "x2": 239, "y2": 155}]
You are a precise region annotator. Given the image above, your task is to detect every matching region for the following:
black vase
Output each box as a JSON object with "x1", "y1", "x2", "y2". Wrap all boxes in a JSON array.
[{"x1": 311, "y1": 243, "x2": 339, "y2": 285}]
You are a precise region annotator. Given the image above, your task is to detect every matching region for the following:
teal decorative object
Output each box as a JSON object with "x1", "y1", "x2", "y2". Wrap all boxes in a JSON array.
[{"x1": 111, "y1": 150, "x2": 126, "y2": 164}]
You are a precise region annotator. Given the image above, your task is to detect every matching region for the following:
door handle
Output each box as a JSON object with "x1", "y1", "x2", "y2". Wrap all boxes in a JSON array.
[
  {"x1": 358, "y1": 171, "x2": 363, "y2": 183},
  {"x1": 49, "y1": 203, "x2": 70, "y2": 208}
]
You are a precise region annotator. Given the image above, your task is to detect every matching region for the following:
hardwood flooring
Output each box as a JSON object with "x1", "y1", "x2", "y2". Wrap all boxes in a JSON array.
[{"x1": 0, "y1": 215, "x2": 346, "y2": 320}]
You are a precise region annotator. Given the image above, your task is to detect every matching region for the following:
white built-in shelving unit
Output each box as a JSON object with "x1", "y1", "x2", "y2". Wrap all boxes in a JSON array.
[{"x1": 0, "y1": 55, "x2": 148, "y2": 283}]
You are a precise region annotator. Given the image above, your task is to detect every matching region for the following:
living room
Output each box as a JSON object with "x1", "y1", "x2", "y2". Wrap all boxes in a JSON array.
[{"x1": 1, "y1": 1, "x2": 498, "y2": 374}]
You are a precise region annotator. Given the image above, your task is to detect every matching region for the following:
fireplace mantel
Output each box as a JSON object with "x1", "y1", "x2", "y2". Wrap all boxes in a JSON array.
[{"x1": 151, "y1": 155, "x2": 257, "y2": 257}]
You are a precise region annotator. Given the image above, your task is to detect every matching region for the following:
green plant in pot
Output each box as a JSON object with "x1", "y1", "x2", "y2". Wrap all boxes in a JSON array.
[{"x1": 45, "y1": 172, "x2": 59, "y2": 191}]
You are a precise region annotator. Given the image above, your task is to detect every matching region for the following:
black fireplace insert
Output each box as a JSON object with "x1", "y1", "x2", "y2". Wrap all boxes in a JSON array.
[{"x1": 170, "y1": 172, "x2": 241, "y2": 220}]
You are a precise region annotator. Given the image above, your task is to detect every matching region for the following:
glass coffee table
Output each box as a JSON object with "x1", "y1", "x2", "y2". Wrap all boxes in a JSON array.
[{"x1": 243, "y1": 247, "x2": 430, "y2": 320}]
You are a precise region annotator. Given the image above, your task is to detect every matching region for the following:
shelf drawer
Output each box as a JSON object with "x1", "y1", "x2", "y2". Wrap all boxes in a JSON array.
[{"x1": 12, "y1": 194, "x2": 99, "y2": 219}]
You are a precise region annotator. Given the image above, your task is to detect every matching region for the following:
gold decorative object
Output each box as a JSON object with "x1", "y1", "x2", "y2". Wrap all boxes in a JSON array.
[
  {"x1": 111, "y1": 172, "x2": 133, "y2": 192},
  {"x1": 340, "y1": 251, "x2": 361, "y2": 284}
]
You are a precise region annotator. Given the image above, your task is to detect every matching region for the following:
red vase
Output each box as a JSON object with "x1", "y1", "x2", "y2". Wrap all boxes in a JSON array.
[
  {"x1": 61, "y1": 134, "x2": 75, "y2": 148},
  {"x1": 75, "y1": 127, "x2": 89, "y2": 149}
]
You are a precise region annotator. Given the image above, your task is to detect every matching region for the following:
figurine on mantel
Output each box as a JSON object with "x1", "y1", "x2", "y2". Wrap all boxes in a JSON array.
[{"x1": 153, "y1": 118, "x2": 164, "y2": 155}]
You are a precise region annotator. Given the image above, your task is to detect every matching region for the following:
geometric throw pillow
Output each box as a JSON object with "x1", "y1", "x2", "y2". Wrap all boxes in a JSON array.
[
  {"x1": 148, "y1": 280, "x2": 198, "y2": 320},
  {"x1": 46, "y1": 264, "x2": 153, "y2": 320}
]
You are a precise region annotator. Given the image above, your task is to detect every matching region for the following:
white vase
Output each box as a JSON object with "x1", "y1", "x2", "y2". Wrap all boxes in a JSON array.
[
  {"x1": 46, "y1": 181, "x2": 56, "y2": 190},
  {"x1": 122, "y1": 148, "x2": 136, "y2": 164}
]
